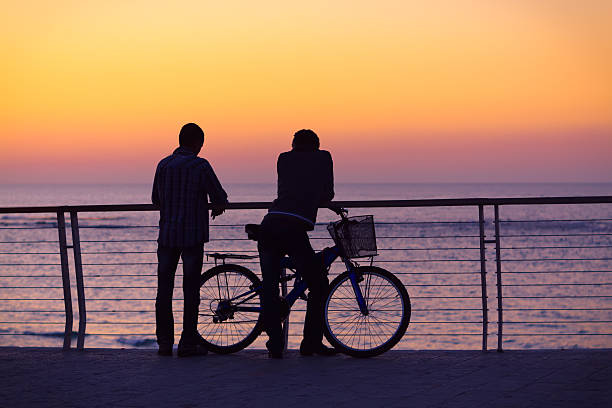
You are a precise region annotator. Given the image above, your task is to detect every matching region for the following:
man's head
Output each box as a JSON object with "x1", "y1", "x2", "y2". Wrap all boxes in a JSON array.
[
  {"x1": 179, "y1": 123, "x2": 204, "y2": 154},
  {"x1": 292, "y1": 129, "x2": 320, "y2": 152}
]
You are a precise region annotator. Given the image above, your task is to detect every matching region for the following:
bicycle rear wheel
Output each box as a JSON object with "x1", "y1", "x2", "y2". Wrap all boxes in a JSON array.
[
  {"x1": 324, "y1": 266, "x2": 410, "y2": 357},
  {"x1": 198, "y1": 264, "x2": 264, "y2": 354}
]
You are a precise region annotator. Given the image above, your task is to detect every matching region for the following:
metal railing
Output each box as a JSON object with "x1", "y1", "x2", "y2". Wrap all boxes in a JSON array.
[{"x1": 1, "y1": 196, "x2": 611, "y2": 351}]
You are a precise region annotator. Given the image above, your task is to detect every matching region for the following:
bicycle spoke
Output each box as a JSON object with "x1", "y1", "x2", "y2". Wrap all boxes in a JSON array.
[
  {"x1": 326, "y1": 270, "x2": 408, "y2": 353},
  {"x1": 198, "y1": 267, "x2": 262, "y2": 350}
]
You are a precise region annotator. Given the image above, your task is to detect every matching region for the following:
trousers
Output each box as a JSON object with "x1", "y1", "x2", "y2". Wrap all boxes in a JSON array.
[
  {"x1": 257, "y1": 214, "x2": 329, "y2": 351},
  {"x1": 155, "y1": 244, "x2": 204, "y2": 345}
]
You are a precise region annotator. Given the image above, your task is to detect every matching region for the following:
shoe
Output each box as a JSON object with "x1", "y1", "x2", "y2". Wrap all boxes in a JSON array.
[
  {"x1": 299, "y1": 341, "x2": 338, "y2": 356},
  {"x1": 177, "y1": 333, "x2": 208, "y2": 357},
  {"x1": 158, "y1": 343, "x2": 173, "y2": 356},
  {"x1": 266, "y1": 340, "x2": 283, "y2": 359}
]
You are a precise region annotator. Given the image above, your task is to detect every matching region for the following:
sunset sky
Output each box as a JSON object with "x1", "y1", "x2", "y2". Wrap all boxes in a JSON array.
[{"x1": 1, "y1": 1, "x2": 611, "y2": 183}]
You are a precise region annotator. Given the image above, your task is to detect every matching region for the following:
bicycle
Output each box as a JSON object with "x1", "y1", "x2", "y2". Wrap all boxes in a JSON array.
[{"x1": 198, "y1": 208, "x2": 411, "y2": 357}]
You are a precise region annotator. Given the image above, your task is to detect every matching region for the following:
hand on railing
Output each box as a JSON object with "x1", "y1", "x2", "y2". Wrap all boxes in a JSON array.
[
  {"x1": 210, "y1": 203, "x2": 226, "y2": 220},
  {"x1": 326, "y1": 203, "x2": 348, "y2": 218}
]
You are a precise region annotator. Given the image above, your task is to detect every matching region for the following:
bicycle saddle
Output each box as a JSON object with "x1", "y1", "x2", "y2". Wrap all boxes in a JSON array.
[{"x1": 245, "y1": 224, "x2": 260, "y2": 241}]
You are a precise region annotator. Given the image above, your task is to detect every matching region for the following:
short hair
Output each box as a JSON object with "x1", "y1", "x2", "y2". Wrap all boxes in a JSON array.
[
  {"x1": 179, "y1": 123, "x2": 204, "y2": 147},
  {"x1": 292, "y1": 129, "x2": 320, "y2": 151}
]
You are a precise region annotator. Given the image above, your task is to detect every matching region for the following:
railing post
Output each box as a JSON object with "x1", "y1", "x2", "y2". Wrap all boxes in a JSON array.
[
  {"x1": 280, "y1": 267, "x2": 289, "y2": 351},
  {"x1": 478, "y1": 205, "x2": 488, "y2": 351},
  {"x1": 494, "y1": 205, "x2": 504, "y2": 352},
  {"x1": 56, "y1": 210, "x2": 73, "y2": 350},
  {"x1": 70, "y1": 211, "x2": 87, "y2": 350}
]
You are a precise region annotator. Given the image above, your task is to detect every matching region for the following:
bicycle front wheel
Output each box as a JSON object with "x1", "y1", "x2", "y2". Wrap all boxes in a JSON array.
[
  {"x1": 324, "y1": 266, "x2": 411, "y2": 357},
  {"x1": 199, "y1": 264, "x2": 264, "y2": 354}
]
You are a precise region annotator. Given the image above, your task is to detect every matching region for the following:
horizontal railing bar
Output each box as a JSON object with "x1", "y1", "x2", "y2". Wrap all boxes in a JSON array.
[
  {"x1": 501, "y1": 246, "x2": 612, "y2": 250},
  {"x1": 502, "y1": 283, "x2": 612, "y2": 286},
  {"x1": 78, "y1": 260, "x2": 482, "y2": 266},
  {"x1": 505, "y1": 308, "x2": 612, "y2": 311},
  {"x1": 374, "y1": 259, "x2": 481, "y2": 262},
  {"x1": 2, "y1": 196, "x2": 611, "y2": 214},
  {"x1": 502, "y1": 258, "x2": 612, "y2": 261},
  {"x1": 502, "y1": 270, "x2": 612, "y2": 274},
  {"x1": 83, "y1": 275, "x2": 157, "y2": 277},
  {"x1": 6, "y1": 320, "x2": 483, "y2": 325},
  {"x1": 504, "y1": 321, "x2": 612, "y2": 323},
  {"x1": 414, "y1": 308, "x2": 484, "y2": 311},
  {"x1": 81, "y1": 240, "x2": 156, "y2": 243},
  {"x1": 72, "y1": 308, "x2": 485, "y2": 312},
  {"x1": 404, "y1": 284, "x2": 481, "y2": 287},
  {"x1": 77, "y1": 236, "x2": 480, "y2": 243},
  {"x1": 501, "y1": 233, "x2": 612, "y2": 237},
  {"x1": 14, "y1": 245, "x2": 604, "y2": 253},
  {"x1": 0, "y1": 287, "x2": 64, "y2": 289},
  {"x1": 83, "y1": 273, "x2": 158, "y2": 278},
  {"x1": 380, "y1": 247, "x2": 481, "y2": 251},
  {"x1": 0, "y1": 299, "x2": 64, "y2": 300},
  {"x1": 376, "y1": 221, "x2": 479, "y2": 224},
  {"x1": 82, "y1": 263, "x2": 159, "y2": 265},
  {"x1": 86, "y1": 299, "x2": 173, "y2": 301},
  {"x1": 80, "y1": 296, "x2": 484, "y2": 300},
  {"x1": 0, "y1": 333, "x2": 74, "y2": 336},
  {"x1": 82, "y1": 251, "x2": 158, "y2": 254},
  {"x1": 0, "y1": 241, "x2": 59, "y2": 244},
  {"x1": 504, "y1": 295, "x2": 612, "y2": 298},
  {"x1": 82, "y1": 249, "x2": 496, "y2": 254},
  {"x1": 215, "y1": 236, "x2": 481, "y2": 240},
  {"x1": 0, "y1": 275, "x2": 61, "y2": 278},
  {"x1": 0, "y1": 227, "x2": 57, "y2": 230},
  {"x1": 0, "y1": 283, "x2": 485, "y2": 289},
  {"x1": 63, "y1": 333, "x2": 484, "y2": 336},
  {"x1": 0, "y1": 264, "x2": 61, "y2": 266},
  {"x1": 502, "y1": 333, "x2": 612, "y2": 336},
  {"x1": 408, "y1": 321, "x2": 483, "y2": 324},
  {"x1": 73, "y1": 220, "x2": 482, "y2": 228},
  {"x1": 85, "y1": 287, "x2": 156, "y2": 289},
  {"x1": 0, "y1": 252, "x2": 60, "y2": 255},
  {"x1": 77, "y1": 225, "x2": 157, "y2": 229},
  {"x1": 501, "y1": 219, "x2": 612, "y2": 223},
  {"x1": 0, "y1": 310, "x2": 65, "y2": 312},
  {"x1": 75, "y1": 271, "x2": 481, "y2": 276},
  {"x1": 388, "y1": 272, "x2": 480, "y2": 275},
  {"x1": 0, "y1": 322, "x2": 65, "y2": 324}
]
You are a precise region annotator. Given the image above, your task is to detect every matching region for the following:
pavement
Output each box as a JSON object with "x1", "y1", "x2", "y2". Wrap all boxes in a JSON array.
[{"x1": 0, "y1": 347, "x2": 610, "y2": 408}]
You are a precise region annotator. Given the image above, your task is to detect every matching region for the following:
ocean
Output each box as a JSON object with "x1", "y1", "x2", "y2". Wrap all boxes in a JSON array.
[{"x1": 1, "y1": 183, "x2": 611, "y2": 350}]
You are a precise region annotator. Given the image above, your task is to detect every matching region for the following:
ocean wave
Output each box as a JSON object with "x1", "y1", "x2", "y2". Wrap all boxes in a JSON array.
[
  {"x1": 0, "y1": 215, "x2": 129, "y2": 228},
  {"x1": 116, "y1": 337, "x2": 157, "y2": 347}
]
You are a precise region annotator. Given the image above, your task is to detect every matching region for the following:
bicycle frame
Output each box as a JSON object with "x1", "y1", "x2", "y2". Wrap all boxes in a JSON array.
[{"x1": 223, "y1": 243, "x2": 370, "y2": 316}]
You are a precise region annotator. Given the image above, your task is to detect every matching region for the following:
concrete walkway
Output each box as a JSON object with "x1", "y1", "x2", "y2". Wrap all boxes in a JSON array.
[{"x1": 0, "y1": 348, "x2": 610, "y2": 407}]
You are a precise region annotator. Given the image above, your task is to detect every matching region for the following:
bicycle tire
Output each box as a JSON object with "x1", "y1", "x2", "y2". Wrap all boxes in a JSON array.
[
  {"x1": 199, "y1": 264, "x2": 264, "y2": 354},
  {"x1": 324, "y1": 266, "x2": 411, "y2": 357}
]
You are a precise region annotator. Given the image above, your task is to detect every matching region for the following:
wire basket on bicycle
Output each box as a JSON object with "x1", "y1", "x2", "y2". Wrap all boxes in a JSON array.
[{"x1": 327, "y1": 215, "x2": 377, "y2": 258}]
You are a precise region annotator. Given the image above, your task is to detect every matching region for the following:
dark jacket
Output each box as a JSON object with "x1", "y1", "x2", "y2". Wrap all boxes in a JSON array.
[
  {"x1": 152, "y1": 147, "x2": 228, "y2": 247},
  {"x1": 268, "y1": 149, "x2": 334, "y2": 230}
]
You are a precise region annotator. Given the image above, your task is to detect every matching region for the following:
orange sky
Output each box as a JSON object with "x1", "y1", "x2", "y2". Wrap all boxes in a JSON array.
[{"x1": 1, "y1": 1, "x2": 611, "y2": 183}]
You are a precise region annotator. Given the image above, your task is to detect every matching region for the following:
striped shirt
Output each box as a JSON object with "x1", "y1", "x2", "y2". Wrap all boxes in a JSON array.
[{"x1": 152, "y1": 147, "x2": 228, "y2": 247}]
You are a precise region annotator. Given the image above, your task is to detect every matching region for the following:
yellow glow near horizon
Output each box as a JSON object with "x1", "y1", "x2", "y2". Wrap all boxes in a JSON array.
[{"x1": 1, "y1": 1, "x2": 611, "y2": 183}]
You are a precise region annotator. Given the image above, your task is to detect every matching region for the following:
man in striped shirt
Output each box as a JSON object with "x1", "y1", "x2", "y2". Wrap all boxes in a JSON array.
[{"x1": 152, "y1": 123, "x2": 228, "y2": 357}]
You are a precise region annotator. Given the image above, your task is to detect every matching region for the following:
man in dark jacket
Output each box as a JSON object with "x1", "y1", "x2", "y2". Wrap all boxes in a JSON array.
[
  {"x1": 152, "y1": 123, "x2": 228, "y2": 357},
  {"x1": 258, "y1": 129, "x2": 337, "y2": 358}
]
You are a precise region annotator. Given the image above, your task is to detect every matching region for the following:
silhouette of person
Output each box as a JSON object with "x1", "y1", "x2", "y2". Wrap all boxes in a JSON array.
[
  {"x1": 257, "y1": 129, "x2": 338, "y2": 358},
  {"x1": 152, "y1": 123, "x2": 228, "y2": 357}
]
